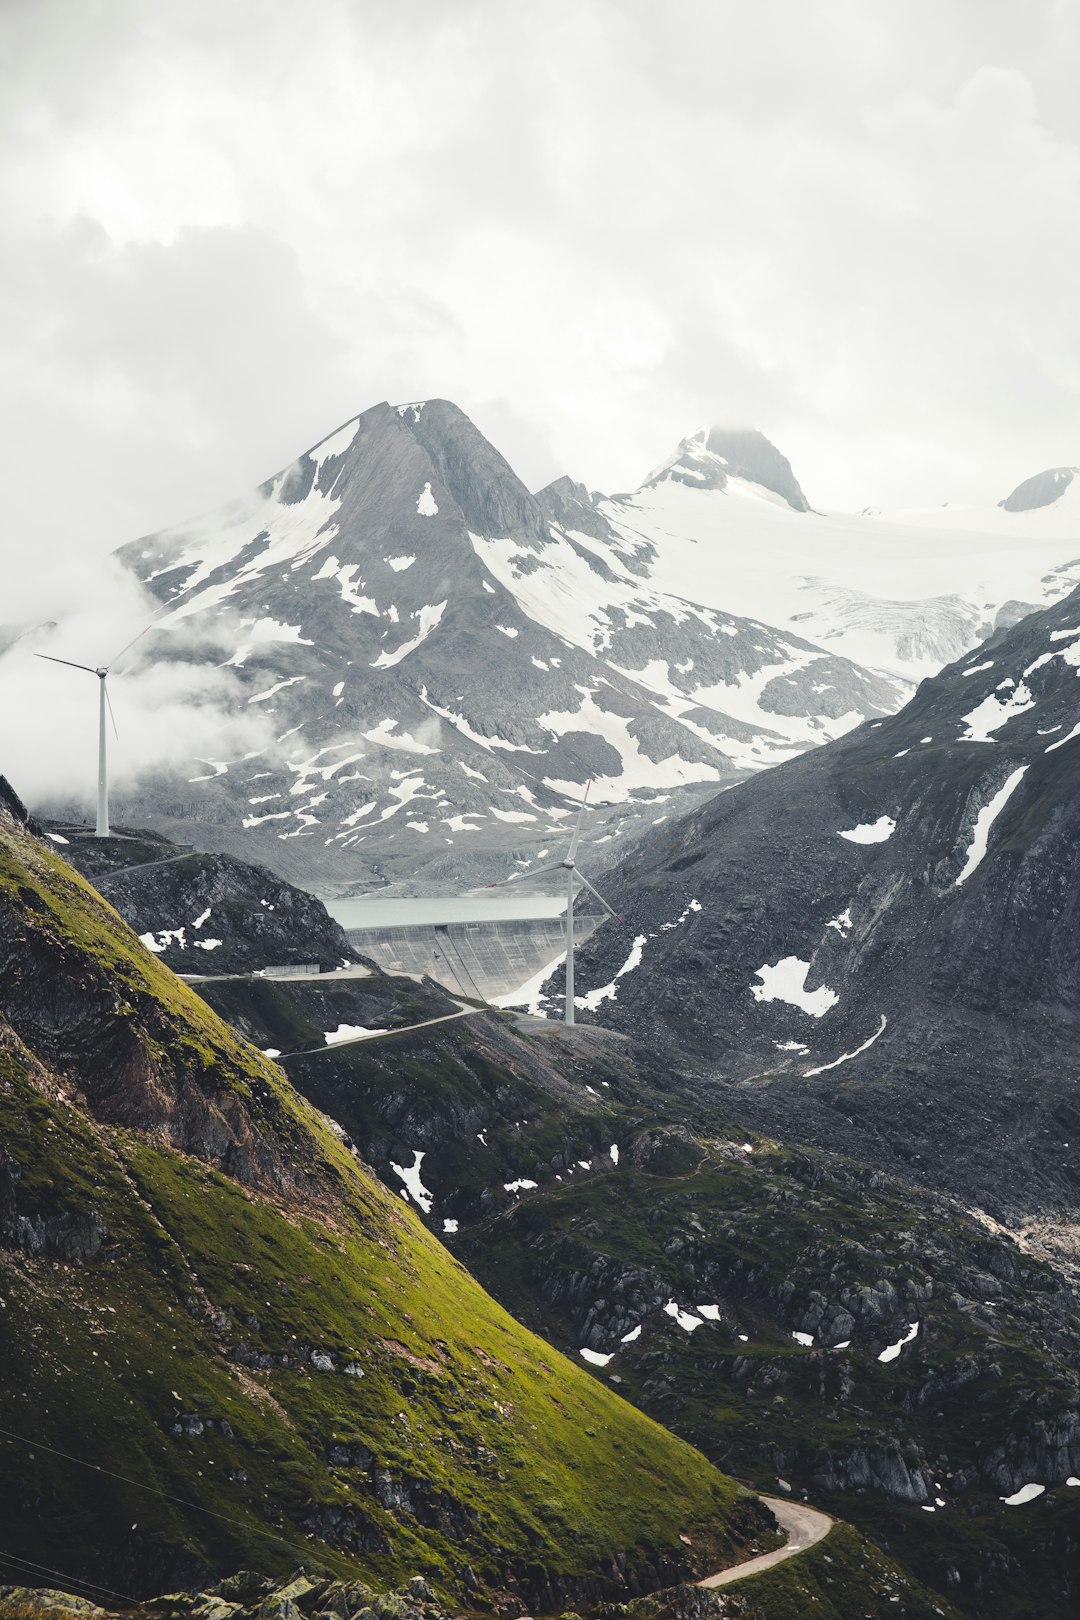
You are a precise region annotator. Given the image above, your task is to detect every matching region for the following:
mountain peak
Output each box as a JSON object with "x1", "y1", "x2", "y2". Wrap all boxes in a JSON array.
[
  {"x1": 534, "y1": 474, "x2": 616, "y2": 541},
  {"x1": 642, "y1": 425, "x2": 810, "y2": 511},
  {"x1": 999, "y1": 465, "x2": 1078, "y2": 512}
]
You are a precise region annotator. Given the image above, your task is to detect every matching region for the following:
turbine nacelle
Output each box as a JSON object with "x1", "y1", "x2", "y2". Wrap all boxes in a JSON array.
[{"x1": 484, "y1": 782, "x2": 616, "y2": 1027}]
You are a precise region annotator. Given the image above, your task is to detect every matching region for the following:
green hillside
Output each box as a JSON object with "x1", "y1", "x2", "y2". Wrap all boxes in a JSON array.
[{"x1": 0, "y1": 810, "x2": 768, "y2": 1605}]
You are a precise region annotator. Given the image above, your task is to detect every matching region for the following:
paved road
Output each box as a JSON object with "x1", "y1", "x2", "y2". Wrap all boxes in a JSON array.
[
  {"x1": 698, "y1": 1496, "x2": 833, "y2": 1588},
  {"x1": 277, "y1": 1004, "x2": 482, "y2": 1059},
  {"x1": 181, "y1": 963, "x2": 374, "y2": 984}
]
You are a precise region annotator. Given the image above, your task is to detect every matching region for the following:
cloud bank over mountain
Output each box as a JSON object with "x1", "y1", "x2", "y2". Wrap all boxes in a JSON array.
[{"x1": 2, "y1": 0, "x2": 1080, "y2": 576}]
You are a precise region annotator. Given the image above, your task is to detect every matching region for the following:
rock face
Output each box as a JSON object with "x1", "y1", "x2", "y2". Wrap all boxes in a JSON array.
[
  {"x1": 642, "y1": 426, "x2": 811, "y2": 511},
  {"x1": 1000, "y1": 466, "x2": 1077, "y2": 511},
  {"x1": 98, "y1": 399, "x2": 902, "y2": 891},
  {"x1": 51, "y1": 823, "x2": 357, "y2": 975},
  {"x1": 566, "y1": 583, "x2": 1080, "y2": 1216}
]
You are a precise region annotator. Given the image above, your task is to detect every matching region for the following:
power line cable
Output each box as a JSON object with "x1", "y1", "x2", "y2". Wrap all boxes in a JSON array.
[
  {"x1": 0, "y1": 1546, "x2": 137, "y2": 1605},
  {"x1": 0, "y1": 1423, "x2": 351, "y2": 1579}
]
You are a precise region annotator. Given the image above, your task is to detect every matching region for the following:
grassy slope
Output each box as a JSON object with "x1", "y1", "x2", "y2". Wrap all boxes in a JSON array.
[
  {"x1": 176, "y1": 971, "x2": 1080, "y2": 1616},
  {"x1": 0, "y1": 818, "x2": 768, "y2": 1604}
]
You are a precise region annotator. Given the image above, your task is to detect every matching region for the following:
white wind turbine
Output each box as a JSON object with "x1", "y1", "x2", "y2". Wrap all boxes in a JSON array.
[
  {"x1": 35, "y1": 625, "x2": 153, "y2": 838},
  {"x1": 487, "y1": 782, "x2": 618, "y2": 1026}
]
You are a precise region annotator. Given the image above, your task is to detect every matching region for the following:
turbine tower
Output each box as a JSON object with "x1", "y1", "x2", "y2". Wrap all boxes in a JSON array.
[
  {"x1": 35, "y1": 625, "x2": 151, "y2": 838},
  {"x1": 487, "y1": 783, "x2": 617, "y2": 1026}
]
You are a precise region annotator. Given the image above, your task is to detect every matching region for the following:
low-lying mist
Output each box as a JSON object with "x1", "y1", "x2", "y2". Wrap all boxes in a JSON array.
[{"x1": 0, "y1": 557, "x2": 280, "y2": 815}]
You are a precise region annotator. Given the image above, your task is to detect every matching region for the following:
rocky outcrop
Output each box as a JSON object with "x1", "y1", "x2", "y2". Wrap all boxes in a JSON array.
[
  {"x1": 642, "y1": 427, "x2": 810, "y2": 511},
  {"x1": 999, "y1": 466, "x2": 1077, "y2": 511},
  {"x1": 54, "y1": 825, "x2": 358, "y2": 976}
]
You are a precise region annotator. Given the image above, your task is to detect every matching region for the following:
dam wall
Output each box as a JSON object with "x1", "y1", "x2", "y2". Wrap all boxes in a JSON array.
[{"x1": 344, "y1": 914, "x2": 601, "y2": 1003}]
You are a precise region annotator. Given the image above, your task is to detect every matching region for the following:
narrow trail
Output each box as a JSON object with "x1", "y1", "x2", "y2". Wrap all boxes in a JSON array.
[{"x1": 699, "y1": 1496, "x2": 833, "y2": 1588}]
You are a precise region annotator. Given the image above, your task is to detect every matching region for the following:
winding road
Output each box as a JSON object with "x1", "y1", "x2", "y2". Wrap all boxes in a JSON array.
[{"x1": 699, "y1": 1496, "x2": 833, "y2": 1588}]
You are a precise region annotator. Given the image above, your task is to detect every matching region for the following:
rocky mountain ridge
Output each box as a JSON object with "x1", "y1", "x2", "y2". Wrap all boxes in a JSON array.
[
  {"x1": 583, "y1": 445, "x2": 1080, "y2": 684},
  {"x1": 560, "y1": 580, "x2": 1080, "y2": 1218},
  {"x1": 91, "y1": 400, "x2": 904, "y2": 893}
]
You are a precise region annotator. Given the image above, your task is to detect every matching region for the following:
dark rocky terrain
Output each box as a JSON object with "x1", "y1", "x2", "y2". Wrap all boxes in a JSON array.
[
  {"x1": 0, "y1": 1528, "x2": 963, "y2": 1620},
  {"x1": 9, "y1": 791, "x2": 1076, "y2": 1613},
  {"x1": 561, "y1": 582, "x2": 1080, "y2": 1218},
  {"x1": 46, "y1": 821, "x2": 358, "y2": 976},
  {"x1": 184, "y1": 962, "x2": 1080, "y2": 1619}
]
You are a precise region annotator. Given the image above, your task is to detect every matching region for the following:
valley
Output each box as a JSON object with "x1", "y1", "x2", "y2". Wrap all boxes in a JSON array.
[{"x1": 7, "y1": 407, "x2": 1080, "y2": 1620}]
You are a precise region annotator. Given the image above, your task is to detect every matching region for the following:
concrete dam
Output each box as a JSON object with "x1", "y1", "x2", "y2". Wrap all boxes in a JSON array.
[{"x1": 325, "y1": 895, "x2": 606, "y2": 1004}]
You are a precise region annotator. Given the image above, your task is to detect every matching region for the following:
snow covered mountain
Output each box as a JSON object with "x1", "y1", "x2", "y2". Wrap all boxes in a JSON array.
[
  {"x1": 563, "y1": 431, "x2": 1080, "y2": 681},
  {"x1": 112, "y1": 401, "x2": 902, "y2": 889},
  {"x1": 566, "y1": 582, "x2": 1080, "y2": 1217}
]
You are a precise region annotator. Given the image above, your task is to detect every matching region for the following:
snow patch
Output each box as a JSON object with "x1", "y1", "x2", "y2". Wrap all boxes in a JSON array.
[
  {"x1": 416, "y1": 482, "x2": 439, "y2": 516},
  {"x1": 1046, "y1": 720, "x2": 1080, "y2": 753},
  {"x1": 371, "y1": 602, "x2": 447, "y2": 668},
  {"x1": 804, "y1": 1014, "x2": 888, "y2": 1076},
  {"x1": 664, "y1": 1301, "x2": 704, "y2": 1332},
  {"x1": 955, "y1": 767, "x2": 1028, "y2": 885},
  {"x1": 391, "y1": 1149, "x2": 433, "y2": 1214},
  {"x1": 838, "y1": 815, "x2": 895, "y2": 844},
  {"x1": 580, "y1": 1348, "x2": 613, "y2": 1367},
  {"x1": 311, "y1": 419, "x2": 359, "y2": 464},
  {"x1": 878, "y1": 1321, "x2": 919, "y2": 1363},
  {"x1": 577, "y1": 935, "x2": 648, "y2": 1011},
  {"x1": 325, "y1": 1023, "x2": 386, "y2": 1044},
  {"x1": 1001, "y1": 1483, "x2": 1045, "y2": 1506},
  {"x1": 960, "y1": 682, "x2": 1036, "y2": 743},
  {"x1": 752, "y1": 957, "x2": 838, "y2": 1018},
  {"x1": 138, "y1": 928, "x2": 185, "y2": 954}
]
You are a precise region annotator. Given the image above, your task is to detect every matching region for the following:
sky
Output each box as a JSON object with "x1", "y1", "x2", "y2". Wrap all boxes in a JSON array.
[{"x1": 2, "y1": 0, "x2": 1080, "y2": 578}]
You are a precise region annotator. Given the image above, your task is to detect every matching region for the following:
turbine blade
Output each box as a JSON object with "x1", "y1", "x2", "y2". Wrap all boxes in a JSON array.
[
  {"x1": 104, "y1": 681, "x2": 119, "y2": 740},
  {"x1": 108, "y1": 620, "x2": 155, "y2": 670},
  {"x1": 573, "y1": 870, "x2": 618, "y2": 918},
  {"x1": 35, "y1": 654, "x2": 97, "y2": 674},
  {"x1": 566, "y1": 781, "x2": 592, "y2": 863},
  {"x1": 483, "y1": 859, "x2": 567, "y2": 890}
]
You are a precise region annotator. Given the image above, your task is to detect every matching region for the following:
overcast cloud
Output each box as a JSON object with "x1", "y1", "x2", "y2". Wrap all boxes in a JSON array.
[{"x1": 2, "y1": 0, "x2": 1079, "y2": 586}]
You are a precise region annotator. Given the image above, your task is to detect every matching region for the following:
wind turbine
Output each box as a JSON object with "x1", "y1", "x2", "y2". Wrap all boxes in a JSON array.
[
  {"x1": 35, "y1": 624, "x2": 152, "y2": 838},
  {"x1": 487, "y1": 782, "x2": 618, "y2": 1027}
]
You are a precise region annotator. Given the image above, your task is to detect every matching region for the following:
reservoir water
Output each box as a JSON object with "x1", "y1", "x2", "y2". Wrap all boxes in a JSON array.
[{"x1": 325, "y1": 893, "x2": 566, "y2": 930}]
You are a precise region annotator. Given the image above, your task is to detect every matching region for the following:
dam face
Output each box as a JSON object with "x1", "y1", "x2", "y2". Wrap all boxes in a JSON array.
[{"x1": 341, "y1": 914, "x2": 602, "y2": 1003}]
